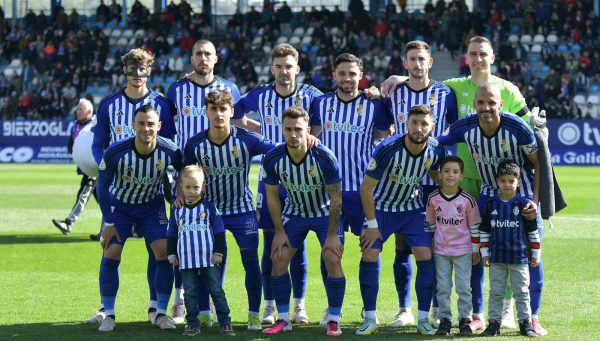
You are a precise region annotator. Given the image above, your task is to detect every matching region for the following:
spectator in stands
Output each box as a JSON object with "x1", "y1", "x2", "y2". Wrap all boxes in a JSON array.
[
  {"x1": 276, "y1": 1, "x2": 292, "y2": 37},
  {"x1": 169, "y1": 54, "x2": 184, "y2": 78},
  {"x1": 581, "y1": 100, "x2": 599, "y2": 119}
]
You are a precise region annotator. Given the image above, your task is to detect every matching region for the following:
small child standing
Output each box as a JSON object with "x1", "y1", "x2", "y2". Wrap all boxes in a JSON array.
[
  {"x1": 167, "y1": 165, "x2": 235, "y2": 336},
  {"x1": 426, "y1": 156, "x2": 481, "y2": 336},
  {"x1": 480, "y1": 160, "x2": 541, "y2": 337}
]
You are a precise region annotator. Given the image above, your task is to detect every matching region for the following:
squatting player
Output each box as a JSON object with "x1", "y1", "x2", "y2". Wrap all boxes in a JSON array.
[
  {"x1": 233, "y1": 43, "x2": 322, "y2": 324},
  {"x1": 183, "y1": 90, "x2": 275, "y2": 331},
  {"x1": 261, "y1": 107, "x2": 346, "y2": 337},
  {"x1": 96, "y1": 105, "x2": 182, "y2": 332},
  {"x1": 358, "y1": 104, "x2": 445, "y2": 336},
  {"x1": 87, "y1": 48, "x2": 176, "y2": 326}
]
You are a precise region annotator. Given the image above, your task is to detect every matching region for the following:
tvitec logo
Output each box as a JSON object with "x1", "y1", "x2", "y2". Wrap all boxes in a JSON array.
[
  {"x1": 324, "y1": 121, "x2": 365, "y2": 134},
  {"x1": 557, "y1": 122, "x2": 600, "y2": 146}
]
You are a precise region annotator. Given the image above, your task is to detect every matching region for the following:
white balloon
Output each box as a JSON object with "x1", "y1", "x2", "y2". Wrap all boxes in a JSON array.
[{"x1": 72, "y1": 123, "x2": 99, "y2": 177}]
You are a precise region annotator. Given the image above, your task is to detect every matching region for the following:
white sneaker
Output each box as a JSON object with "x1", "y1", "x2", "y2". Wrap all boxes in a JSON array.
[
  {"x1": 431, "y1": 310, "x2": 441, "y2": 328},
  {"x1": 262, "y1": 305, "x2": 276, "y2": 325},
  {"x1": 148, "y1": 308, "x2": 157, "y2": 324},
  {"x1": 85, "y1": 309, "x2": 105, "y2": 324},
  {"x1": 291, "y1": 306, "x2": 309, "y2": 324},
  {"x1": 98, "y1": 316, "x2": 115, "y2": 332},
  {"x1": 387, "y1": 308, "x2": 415, "y2": 328},
  {"x1": 154, "y1": 313, "x2": 177, "y2": 329},
  {"x1": 501, "y1": 299, "x2": 517, "y2": 329},
  {"x1": 171, "y1": 303, "x2": 185, "y2": 324}
]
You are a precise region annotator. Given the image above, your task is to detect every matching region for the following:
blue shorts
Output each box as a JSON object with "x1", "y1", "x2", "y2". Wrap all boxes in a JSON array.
[
  {"x1": 221, "y1": 211, "x2": 259, "y2": 249},
  {"x1": 476, "y1": 193, "x2": 544, "y2": 239},
  {"x1": 256, "y1": 179, "x2": 287, "y2": 230},
  {"x1": 283, "y1": 215, "x2": 344, "y2": 249},
  {"x1": 341, "y1": 191, "x2": 366, "y2": 236},
  {"x1": 110, "y1": 197, "x2": 168, "y2": 245},
  {"x1": 372, "y1": 209, "x2": 432, "y2": 250}
]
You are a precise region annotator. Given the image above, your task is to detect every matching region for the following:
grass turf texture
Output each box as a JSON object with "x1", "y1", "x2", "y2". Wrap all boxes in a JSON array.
[{"x1": 0, "y1": 164, "x2": 598, "y2": 340}]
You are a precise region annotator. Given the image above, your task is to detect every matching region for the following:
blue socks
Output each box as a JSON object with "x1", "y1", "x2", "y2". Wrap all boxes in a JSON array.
[
  {"x1": 325, "y1": 277, "x2": 346, "y2": 316},
  {"x1": 471, "y1": 259, "x2": 485, "y2": 314},
  {"x1": 393, "y1": 249, "x2": 413, "y2": 308},
  {"x1": 271, "y1": 273, "x2": 291, "y2": 317},
  {"x1": 155, "y1": 259, "x2": 174, "y2": 314},
  {"x1": 415, "y1": 259, "x2": 435, "y2": 313},
  {"x1": 145, "y1": 242, "x2": 157, "y2": 302},
  {"x1": 261, "y1": 231, "x2": 274, "y2": 301},
  {"x1": 529, "y1": 260, "x2": 544, "y2": 315},
  {"x1": 241, "y1": 249, "x2": 262, "y2": 313},
  {"x1": 100, "y1": 257, "x2": 120, "y2": 315},
  {"x1": 290, "y1": 240, "x2": 308, "y2": 299},
  {"x1": 359, "y1": 260, "x2": 379, "y2": 311}
]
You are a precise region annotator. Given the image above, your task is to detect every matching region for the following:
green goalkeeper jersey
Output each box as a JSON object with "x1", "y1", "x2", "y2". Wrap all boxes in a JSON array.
[{"x1": 443, "y1": 75, "x2": 530, "y2": 179}]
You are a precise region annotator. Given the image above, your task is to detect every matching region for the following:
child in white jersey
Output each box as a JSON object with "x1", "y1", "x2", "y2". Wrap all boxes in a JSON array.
[
  {"x1": 167, "y1": 165, "x2": 235, "y2": 336},
  {"x1": 426, "y1": 156, "x2": 481, "y2": 336}
]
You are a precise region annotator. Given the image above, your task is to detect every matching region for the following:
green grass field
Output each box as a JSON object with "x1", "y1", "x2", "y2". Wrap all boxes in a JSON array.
[{"x1": 0, "y1": 164, "x2": 599, "y2": 340}]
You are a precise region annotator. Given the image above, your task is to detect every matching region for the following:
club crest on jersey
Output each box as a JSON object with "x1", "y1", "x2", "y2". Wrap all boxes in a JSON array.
[
  {"x1": 294, "y1": 95, "x2": 302, "y2": 107},
  {"x1": 429, "y1": 94, "x2": 437, "y2": 106},
  {"x1": 156, "y1": 159, "x2": 163, "y2": 171},
  {"x1": 184, "y1": 93, "x2": 192, "y2": 99},
  {"x1": 513, "y1": 206, "x2": 520, "y2": 216},
  {"x1": 200, "y1": 209, "x2": 206, "y2": 220},
  {"x1": 231, "y1": 145, "x2": 241, "y2": 158},
  {"x1": 397, "y1": 113, "x2": 407, "y2": 123},
  {"x1": 501, "y1": 140, "x2": 509, "y2": 153},
  {"x1": 424, "y1": 158, "x2": 432, "y2": 169},
  {"x1": 357, "y1": 104, "x2": 365, "y2": 116},
  {"x1": 457, "y1": 204, "x2": 463, "y2": 214},
  {"x1": 99, "y1": 159, "x2": 106, "y2": 170},
  {"x1": 367, "y1": 159, "x2": 377, "y2": 171},
  {"x1": 308, "y1": 165, "x2": 317, "y2": 177}
]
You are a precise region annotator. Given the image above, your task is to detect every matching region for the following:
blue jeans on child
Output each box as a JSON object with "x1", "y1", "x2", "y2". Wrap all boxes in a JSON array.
[{"x1": 181, "y1": 266, "x2": 231, "y2": 327}]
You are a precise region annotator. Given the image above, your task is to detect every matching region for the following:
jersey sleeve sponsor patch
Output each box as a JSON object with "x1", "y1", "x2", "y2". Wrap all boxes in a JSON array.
[
  {"x1": 367, "y1": 159, "x2": 377, "y2": 171},
  {"x1": 99, "y1": 159, "x2": 106, "y2": 170}
]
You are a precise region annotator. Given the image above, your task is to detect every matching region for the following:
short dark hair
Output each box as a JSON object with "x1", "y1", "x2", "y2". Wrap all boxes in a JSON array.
[
  {"x1": 404, "y1": 40, "x2": 430, "y2": 56},
  {"x1": 335, "y1": 53, "x2": 363, "y2": 71},
  {"x1": 408, "y1": 104, "x2": 434, "y2": 119},
  {"x1": 282, "y1": 106, "x2": 310, "y2": 124},
  {"x1": 440, "y1": 155, "x2": 464, "y2": 172},
  {"x1": 205, "y1": 90, "x2": 234, "y2": 108},
  {"x1": 497, "y1": 160, "x2": 521, "y2": 178},
  {"x1": 134, "y1": 104, "x2": 158, "y2": 118}
]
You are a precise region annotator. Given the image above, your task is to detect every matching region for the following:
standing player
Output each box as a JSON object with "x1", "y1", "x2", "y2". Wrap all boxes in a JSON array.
[
  {"x1": 383, "y1": 40, "x2": 457, "y2": 328},
  {"x1": 437, "y1": 84, "x2": 544, "y2": 335},
  {"x1": 261, "y1": 107, "x2": 346, "y2": 337},
  {"x1": 381, "y1": 36, "x2": 539, "y2": 333},
  {"x1": 233, "y1": 43, "x2": 322, "y2": 324},
  {"x1": 167, "y1": 39, "x2": 240, "y2": 324},
  {"x1": 310, "y1": 53, "x2": 391, "y2": 323},
  {"x1": 53, "y1": 98, "x2": 98, "y2": 235},
  {"x1": 358, "y1": 104, "x2": 445, "y2": 336},
  {"x1": 96, "y1": 105, "x2": 182, "y2": 332},
  {"x1": 183, "y1": 90, "x2": 275, "y2": 331},
  {"x1": 87, "y1": 48, "x2": 177, "y2": 325}
]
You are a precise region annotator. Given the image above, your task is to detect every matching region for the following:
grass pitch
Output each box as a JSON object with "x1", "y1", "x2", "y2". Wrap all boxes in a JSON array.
[{"x1": 0, "y1": 164, "x2": 599, "y2": 340}]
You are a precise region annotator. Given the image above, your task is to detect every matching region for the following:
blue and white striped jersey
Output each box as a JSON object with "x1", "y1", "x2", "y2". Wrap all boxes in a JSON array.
[
  {"x1": 310, "y1": 92, "x2": 392, "y2": 192},
  {"x1": 91, "y1": 89, "x2": 177, "y2": 164},
  {"x1": 166, "y1": 199, "x2": 225, "y2": 269},
  {"x1": 384, "y1": 81, "x2": 458, "y2": 186},
  {"x1": 183, "y1": 126, "x2": 276, "y2": 215},
  {"x1": 365, "y1": 134, "x2": 446, "y2": 212},
  {"x1": 263, "y1": 144, "x2": 341, "y2": 218},
  {"x1": 479, "y1": 194, "x2": 541, "y2": 264},
  {"x1": 97, "y1": 136, "x2": 183, "y2": 224},
  {"x1": 437, "y1": 113, "x2": 538, "y2": 198},
  {"x1": 233, "y1": 83, "x2": 322, "y2": 144},
  {"x1": 167, "y1": 77, "x2": 240, "y2": 151}
]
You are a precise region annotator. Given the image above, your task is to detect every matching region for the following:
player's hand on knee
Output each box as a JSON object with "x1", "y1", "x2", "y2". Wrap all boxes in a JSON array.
[
  {"x1": 323, "y1": 234, "x2": 344, "y2": 258},
  {"x1": 271, "y1": 231, "x2": 290, "y2": 259},
  {"x1": 168, "y1": 254, "x2": 179, "y2": 266},
  {"x1": 472, "y1": 252, "x2": 481, "y2": 265},
  {"x1": 360, "y1": 228, "x2": 382, "y2": 251},
  {"x1": 101, "y1": 224, "x2": 121, "y2": 250}
]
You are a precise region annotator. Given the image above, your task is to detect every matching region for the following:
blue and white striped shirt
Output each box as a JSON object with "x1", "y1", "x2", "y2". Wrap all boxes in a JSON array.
[
  {"x1": 263, "y1": 144, "x2": 341, "y2": 218},
  {"x1": 97, "y1": 136, "x2": 183, "y2": 224},
  {"x1": 384, "y1": 81, "x2": 457, "y2": 186},
  {"x1": 166, "y1": 200, "x2": 225, "y2": 269},
  {"x1": 437, "y1": 113, "x2": 538, "y2": 198},
  {"x1": 91, "y1": 89, "x2": 177, "y2": 164},
  {"x1": 310, "y1": 92, "x2": 392, "y2": 192},
  {"x1": 366, "y1": 134, "x2": 446, "y2": 212},
  {"x1": 183, "y1": 126, "x2": 276, "y2": 215},
  {"x1": 167, "y1": 77, "x2": 240, "y2": 151},
  {"x1": 233, "y1": 83, "x2": 322, "y2": 144}
]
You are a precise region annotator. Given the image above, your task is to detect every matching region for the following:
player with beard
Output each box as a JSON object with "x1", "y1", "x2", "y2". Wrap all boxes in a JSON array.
[
  {"x1": 358, "y1": 104, "x2": 446, "y2": 336},
  {"x1": 166, "y1": 39, "x2": 240, "y2": 324}
]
